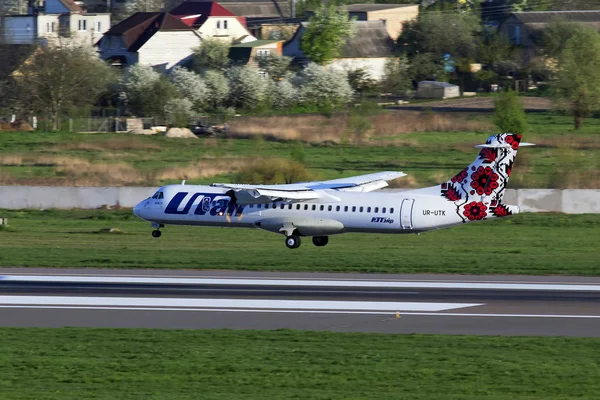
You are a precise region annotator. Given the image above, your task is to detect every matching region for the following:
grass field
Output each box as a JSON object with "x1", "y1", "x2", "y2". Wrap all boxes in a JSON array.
[
  {"x1": 0, "y1": 112, "x2": 599, "y2": 188},
  {"x1": 0, "y1": 209, "x2": 598, "y2": 275},
  {"x1": 1, "y1": 328, "x2": 599, "y2": 399}
]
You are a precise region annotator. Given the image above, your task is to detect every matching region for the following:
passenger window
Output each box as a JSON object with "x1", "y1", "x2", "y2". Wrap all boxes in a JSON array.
[
  {"x1": 367, "y1": 207, "x2": 371, "y2": 213},
  {"x1": 359, "y1": 206, "x2": 363, "y2": 213},
  {"x1": 336, "y1": 206, "x2": 340, "y2": 212},
  {"x1": 390, "y1": 208, "x2": 394, "y2": 214},
  {"x1": 382, "y1": 207, "x2": 386, "y2": 213},
  {"x1": 320, "y1": 205, "x2": 324, "y2": 211},
  {"x1": 328, "y1": 205, "x2": 332, "y2": 211},
  {"x1": 312, "y1": 205, "x2": 316, "y2": 211},
  {"x1": 257, "y1": 204, "x2": 262, "y2": 209},
  {"x1": 249, "y1": 204, "x2": 254, "y2": 208},
  {"x1": 288, "y1": 204, "x2": 292, "y2": 210},
  {"x1": 375, "y1": 207, "x2": 379, "y2": 213},
  {"x1": 280, "y1": 204, "x2": 285, "y2": 209},
  {"x1": 352, "y1": 206, "x2": 356, "y2": 212},
  {"x1": 296, "y1": 204, "x2": 300, "y2": 210},
  {"x1": 344, "y1": 206, "x2": 348, "y2": 212},
  {"x1": 304, "y1": 204, "x2": 308, "y2": 210}
]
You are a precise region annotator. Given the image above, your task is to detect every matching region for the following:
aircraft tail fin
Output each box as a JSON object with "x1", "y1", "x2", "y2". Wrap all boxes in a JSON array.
[{"x1": 439, "y1": 133, "x2": 532, "y2": 220}]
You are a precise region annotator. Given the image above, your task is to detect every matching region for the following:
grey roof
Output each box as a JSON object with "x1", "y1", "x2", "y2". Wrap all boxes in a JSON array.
[
  {"x1": 345, "y1": 3, "x2": 416, "y2": 12},
  {"x1": 339, "y1": 20, "x2": 394, "y2": 58},
  {"x1": 175, "y1": 0, "x2": 291, "y2": 17},
  {"x1": 511, "y1": 10, "x2": 600, "y2": 24}
]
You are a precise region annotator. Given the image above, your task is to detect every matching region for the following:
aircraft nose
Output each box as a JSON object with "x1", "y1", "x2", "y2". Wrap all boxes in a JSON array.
[{"x1": 133, "y1": 202, "x2": 145, "y2": 219}]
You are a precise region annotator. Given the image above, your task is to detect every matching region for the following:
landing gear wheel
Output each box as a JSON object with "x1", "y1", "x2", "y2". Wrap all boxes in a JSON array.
[
  {"x1": 312, "y1": 236, "x2": 329, "y2": 247},
  {"x1": 285, "y1": 235, "x2": 301, "y2": 249},
  {"x1": 152, "y1": 230, "x2": 162, "y2": 238}
]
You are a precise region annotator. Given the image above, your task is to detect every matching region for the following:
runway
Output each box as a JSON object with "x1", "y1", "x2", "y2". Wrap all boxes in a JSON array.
[{"x1": 1, "y1": 268, "x2": 600, "y2": 336}]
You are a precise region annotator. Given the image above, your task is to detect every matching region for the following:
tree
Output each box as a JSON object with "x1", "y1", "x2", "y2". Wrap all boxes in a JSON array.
[
  {"x1": 347, "y1": 68, "x2": 378, "y2": 97},
  {"x1": 408, "y1": 53, "x2": 446, "y2": 83},
  {"x1": 398, "y1": 11, "x2": 481, "y2": 60},
  {"x1": 164, "y1": 98, "x2": 195, "y2": 127},
  {"x1": 256, "y1": 54, "x2": 292, "y2": 81},
  {"x1": 191, "y1": 38, "x2": 231, "y2": 72},
  {"x1": 121, "y1": 0, "x2": 164, "y2": 13},
  {"x1": 121, "y1": 64, "x2": 179, "y2": 117},
  {"x1": 554, "y1": 28, "x2": 600, "y2": 129},
  {"x1": 227, "y1": 66, "x2": 268, "y2": 110},
  {"x1": 0, "y1": 0, "x2": 26, "y2": 15},
  {"x1": 14, "y1": 45, "x2": 115, "y2": 130},
  {"x1": 294, "y1": 63, "x2": 354, "y2": 109},
  {"x1": 300, "y1": 4, "x2": 354, "y2": 65},
  {"x1": 382, "y1": 56, "x2": 411, "y2": 95},
  {"x1": 268, "y1": 79, "x2": 298, "y2": 109},
  {"x1": 540, "y1": 19, "x2": 587, "y2": 59},
  {"x1": 202, "y1": 70, "x2": 230, "y2": 109},
  {"x1": 493, "y1": 90, "x2": 528, "y2": 134},
  {"x1": 169, "y1": 67, "x2": 208, "y2": 112}
]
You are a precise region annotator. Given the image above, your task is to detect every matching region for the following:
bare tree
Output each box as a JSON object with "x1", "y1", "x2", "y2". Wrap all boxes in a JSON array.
[{"x1": 14, "y1": 45, "x2": 116, "y2": 130}]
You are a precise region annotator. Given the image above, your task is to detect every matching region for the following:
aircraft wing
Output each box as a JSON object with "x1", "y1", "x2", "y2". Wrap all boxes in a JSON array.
[{"x1": 212, "y1": 171, "x2": 405, "y2": 204}]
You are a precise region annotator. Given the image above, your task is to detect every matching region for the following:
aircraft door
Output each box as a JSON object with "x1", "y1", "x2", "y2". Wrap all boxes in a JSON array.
[{"x1": 400, "y1": 198, "x2": 415, "y2": 230}]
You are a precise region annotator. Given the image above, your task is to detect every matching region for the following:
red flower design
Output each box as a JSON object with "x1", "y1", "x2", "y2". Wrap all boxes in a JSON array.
[
  {"x1": 463, "y1": 201, "x2": 488, "y2": 221},
  {"x1": 479, "y1": 147, "x2": 497, "y2": 163},
  {"x1": 451, "y1": 168, "x2": 469, "y2": 184},
  {"x1": 505, "y1": 134, "x2": 521, "y2": 150},
  {"x1": 469, "y1": 166, "x2": 500, "y2": 196},
  {"x1": 492, "y1": 204, "x2": 512, "y2": 217}
]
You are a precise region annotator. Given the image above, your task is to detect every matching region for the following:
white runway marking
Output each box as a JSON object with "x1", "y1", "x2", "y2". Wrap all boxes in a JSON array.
[
  {"x1": 0, "y1": 296, "x2": 481, "y2": 312},
  {"x1": 1, "y1": 305, "x2": 599, "y2": 319},
  {"x1": 3, "y1": 275, "x2": 600, "y2": 291}
]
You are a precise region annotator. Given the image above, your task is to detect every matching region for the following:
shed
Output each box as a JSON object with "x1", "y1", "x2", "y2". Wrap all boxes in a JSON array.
[{"x1": 417, "y1": 81, "x2": 460, "y2": 99}]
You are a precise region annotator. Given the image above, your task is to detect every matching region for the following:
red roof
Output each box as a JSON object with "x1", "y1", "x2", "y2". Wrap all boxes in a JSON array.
[{"x1": 170, "y1": 1, "x2": 237, "y2": 27}]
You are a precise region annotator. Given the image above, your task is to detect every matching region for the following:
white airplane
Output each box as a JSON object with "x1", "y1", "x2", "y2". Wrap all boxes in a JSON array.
[{"x1": 133, "y1": 133, "x2": 531, "y2": 249}]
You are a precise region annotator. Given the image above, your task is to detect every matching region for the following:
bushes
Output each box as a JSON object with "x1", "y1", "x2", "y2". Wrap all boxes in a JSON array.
[
  {"x1": 494, "y1": 90, "x2": 528, "y2": 134},
  {"x1": 235, "y1": 158, "x2": 313, "y2": 184}
]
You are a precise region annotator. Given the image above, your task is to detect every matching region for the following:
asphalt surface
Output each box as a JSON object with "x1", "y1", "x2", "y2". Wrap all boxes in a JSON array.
[{"x1": 1, "y1": 268, "x2": 600, "y2": 337}]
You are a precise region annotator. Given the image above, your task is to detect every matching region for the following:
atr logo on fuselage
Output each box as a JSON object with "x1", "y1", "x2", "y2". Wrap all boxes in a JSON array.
[
  {"x1": 371, "y1": 217, "x2": 394, "y2": 224},
  {"x1": 165, "y1": 192, "x2": 245, "y2": 216}
]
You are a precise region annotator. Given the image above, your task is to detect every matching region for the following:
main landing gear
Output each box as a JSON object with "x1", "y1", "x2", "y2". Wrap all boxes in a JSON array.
[
  {"x1": 151, "y1": 230, "x2": 162, "y2": 238},
  {"x1": 284, "y1": 235, "x2": 329, "y2": 249}
]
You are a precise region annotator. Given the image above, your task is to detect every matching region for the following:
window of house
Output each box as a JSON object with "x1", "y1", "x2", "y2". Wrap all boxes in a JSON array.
[
  {"x1": 257, "y1": 49, "x2": 270, "y2": 58},
  {"x1": 216, "y1": 20, "x2": 221, "y2": 29},
  {"x1": 224, "y1": 20, "x2": 228, "y2": 29},
  {"x1": 97, "y1": 21, "x2": 102, "y2": 32},
  {"x1": 78, "y1": 19, "x2": 87, "y2": 31},
  {"x1": 375, "y1": 207, "x2": 379, "y2": 213}
]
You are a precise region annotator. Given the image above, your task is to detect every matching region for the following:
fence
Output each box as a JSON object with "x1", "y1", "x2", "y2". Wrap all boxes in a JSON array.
[{"x1": 0, "y1": 187, "x2": 598, "y2": 213}]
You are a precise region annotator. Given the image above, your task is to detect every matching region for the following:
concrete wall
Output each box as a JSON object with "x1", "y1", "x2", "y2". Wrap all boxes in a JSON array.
[{"x1": 0, "y1": 187, "x2": 599, "y2": 213}]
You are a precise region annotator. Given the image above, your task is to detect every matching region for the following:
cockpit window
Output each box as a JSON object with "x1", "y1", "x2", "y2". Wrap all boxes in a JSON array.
[{"x1": 152, "y1": 191, "x2": 164, "y2": 199}]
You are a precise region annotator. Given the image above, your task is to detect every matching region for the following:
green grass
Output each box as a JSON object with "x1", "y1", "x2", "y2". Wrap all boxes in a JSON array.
[
  {"x1": 0, "y1": 112, "x2": 599, "y2": 188},
  {"x1": 0, "y1": 209, "x2": 598, "y2": 275},
  {"x1": 1, "y1": 328, "x2": 599, "y2": 399}
]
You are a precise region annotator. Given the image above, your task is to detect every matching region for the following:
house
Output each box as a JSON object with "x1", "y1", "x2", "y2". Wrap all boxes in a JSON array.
[
  {"x1": 0, "y1": 0, "x2": 110, "y2": 46},
  {"x1": 169, "y1": 1, "x2": 256, "y2": 42},
  {"x1": 499, "y1": 10, "x2": 600, "y2": 63},
  {"x1": 97, "y1": 12, "x2": 202, "y2": 70},
  {"x1": 283, "y1": 20, "x2": 395, "y2": 81},
  {"x1": 344, "y1": 3, "x2": 419, "y2": 40},
  {"x1": 228, "y1": 39, "x2": 283, "y2": 69}
]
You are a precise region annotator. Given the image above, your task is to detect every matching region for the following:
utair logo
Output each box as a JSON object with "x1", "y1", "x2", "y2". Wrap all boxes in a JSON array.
[
  {"x1": 164, "y1": 192, "x2": 245, "y2": 216},
  {"x1": 371, "y1": 217, "x2": 394, "y2": 224}
]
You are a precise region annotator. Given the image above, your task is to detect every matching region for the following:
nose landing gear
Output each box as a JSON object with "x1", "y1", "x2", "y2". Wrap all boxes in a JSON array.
[
  {"x1": 150, "y1": 222, "x2": 164, "y2": 238},
  {"x1": 285, "y1": 235, "x2": 301, "y2": 249}
]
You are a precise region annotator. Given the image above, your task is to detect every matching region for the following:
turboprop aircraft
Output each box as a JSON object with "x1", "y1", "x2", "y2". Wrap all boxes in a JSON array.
[{"x1": 133, "y1": 133, "x2": 532, "y2": 249}]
